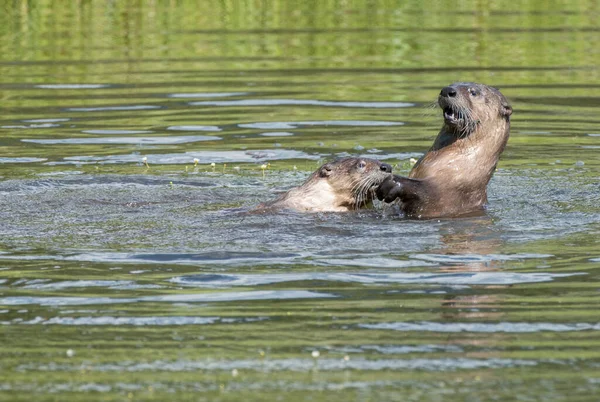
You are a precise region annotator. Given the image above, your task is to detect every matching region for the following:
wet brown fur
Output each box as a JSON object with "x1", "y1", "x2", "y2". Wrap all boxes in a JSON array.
[
  {"x1": 257, "y1": 157, "x2": 392, "y2": 212},
  {"x1": 389, "y1": 82, "x2": 512, "y2": 218}
]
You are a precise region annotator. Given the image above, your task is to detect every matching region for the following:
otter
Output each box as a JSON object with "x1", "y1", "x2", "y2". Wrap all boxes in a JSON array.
[
  {"x1": 377, "y1": 82, "x2": 512, "y2": 218},
  {"x1": 257, "y1": 157, "x2": 393, "y2": 212}
]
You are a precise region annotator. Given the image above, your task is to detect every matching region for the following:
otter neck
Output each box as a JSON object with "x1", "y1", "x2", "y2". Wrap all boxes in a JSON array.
[
  {"x1": 429, "y1": 124, "x2": 467, "y2": 150},
  {"x1": 410, "y1": 118, "x2": 510, "y2": 199}
]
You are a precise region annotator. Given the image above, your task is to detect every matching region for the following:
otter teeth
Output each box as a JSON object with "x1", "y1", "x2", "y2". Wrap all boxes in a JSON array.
[{"x1": 443, "y1": 107, "x2": 455, "y2": 120}]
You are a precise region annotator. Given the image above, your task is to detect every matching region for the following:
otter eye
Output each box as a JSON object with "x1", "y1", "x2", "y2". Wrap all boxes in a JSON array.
[
  {"x1": 358, "y1": 161, "x2": 367, "y2": 169},
  {"x1": 469, "y1": 88, "x2": 479, "y2": 96}
]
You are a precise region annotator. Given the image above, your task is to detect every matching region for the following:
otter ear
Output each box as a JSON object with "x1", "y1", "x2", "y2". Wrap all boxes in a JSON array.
[
  {"x1": 502, "y1": 103, "x2": 513, "y2": 117},
  {"x1": 319, "y1": 163, "x2": 333, "y2": 177}
]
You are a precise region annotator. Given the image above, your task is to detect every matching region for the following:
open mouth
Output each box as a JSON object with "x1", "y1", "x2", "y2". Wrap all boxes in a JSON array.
[{"x1": 443, "y1": 106, "x2": 461, "y2": 124}]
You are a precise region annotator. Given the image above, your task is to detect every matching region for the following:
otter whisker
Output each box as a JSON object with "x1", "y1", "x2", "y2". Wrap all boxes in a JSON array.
[
  {"x1": 352, "y1": 177, "x2": 375, "y2": 210},
  {"x1": 350, "y1": 180, "x2": 362, "y2": 198},
  {"x1": 355, "y1": 176, "x2": 380, "y2": 209},
  {"x1": 365, "y1": 177, "x2": 378, "y2": 207},
  {"x1": 450, "y1": 102, "x2": 478, "y2": 138},
  {"x1": 351, "y1": 177, "x2": 370, "y2": 197},
  {"x1": 357, "y1": 178, "x2": 373, "y2": 208},
  {"x1": 350, "y1": 178, "x2": 367, "y2": 210},
  {"x1": 352, "y1": 179, "x2": 368, "y2": 210},
  {"x1": 420, "y1": 101, "x2": 440, "y2": 119},
  {"x1": 425, "y1": 100, "x2": 439, "y2": 110}
]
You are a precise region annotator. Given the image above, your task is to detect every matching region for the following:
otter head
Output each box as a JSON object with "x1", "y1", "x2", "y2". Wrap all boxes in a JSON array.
[
  {"x1": 438, "y1": 82, "x2": 512, "y2": 138},
  {"x1": 319, "y1": 157, "x2": 393, "y2": 209}
]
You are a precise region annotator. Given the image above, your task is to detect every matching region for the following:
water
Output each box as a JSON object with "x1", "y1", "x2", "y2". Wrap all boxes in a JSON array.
[{"x1": 1, "y1": 1, "x2": 600, "y2": 401}]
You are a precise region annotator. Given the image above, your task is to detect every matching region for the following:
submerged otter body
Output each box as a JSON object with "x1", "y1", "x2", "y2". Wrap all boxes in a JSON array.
[
  {"x1": 257, "y1": 157, "x2": 392, "y2": 212},
  {"x1": 377, "y1": 82, "x2": 512, "y2": 218}
]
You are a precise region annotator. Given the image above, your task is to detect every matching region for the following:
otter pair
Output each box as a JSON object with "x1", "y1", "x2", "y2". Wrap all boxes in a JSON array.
[{"x1": 259, "y1": 82, "x2": 512, "y2": 218}]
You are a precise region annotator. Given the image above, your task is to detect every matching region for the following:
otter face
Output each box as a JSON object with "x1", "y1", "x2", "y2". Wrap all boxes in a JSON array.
[
  {"x1": 438, "y1": 82, "x2": 512, "y2": 136},
  {"x1": 318, "y1": 157, "x2": 393, "y2": 209}
]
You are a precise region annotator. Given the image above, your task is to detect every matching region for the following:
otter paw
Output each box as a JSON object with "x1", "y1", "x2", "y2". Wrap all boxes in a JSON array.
[{"x1": 376, "y1": 177, "x2": 403, "y2": 203}]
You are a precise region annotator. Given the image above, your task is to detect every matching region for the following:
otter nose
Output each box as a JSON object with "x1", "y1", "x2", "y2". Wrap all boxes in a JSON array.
[
  {"x1": 440, "y1": 86, "x2": 457, "y2": 98},
  {"x1": 380, "y1": 163, "x2": 392, "y2": 173}
]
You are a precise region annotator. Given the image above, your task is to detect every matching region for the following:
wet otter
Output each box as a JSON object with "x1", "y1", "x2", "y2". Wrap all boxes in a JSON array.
[
  {"x1": 377, "y1": 82, "x2": 512, "y2": 218},
  {"x1": 257, "y1": 157, "x2": 393, "y2": 212}
]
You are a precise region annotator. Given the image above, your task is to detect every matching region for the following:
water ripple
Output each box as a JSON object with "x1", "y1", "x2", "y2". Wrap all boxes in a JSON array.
[
  {"x1": 171, "y1": 272, "x2": 580, "y2": 287},
  {"x1": 330, "y1": 344, "x2": 464, "y2": 354},
  {"x1": 54, "y1": 149, "x2": 321, "y2": 165},
  {"x1": 410, "y1": 253, "x2": 554, "y2": 264},
  {"x1": 25, "y1": 251, "x2": 303, "y2": 265},
  {"x1": 0, "y1": 290, "x2": 335, "y2": 306},
  {"x1": 2, "y1": 123, "x2": 60, "y2": 129},
  {"x1": 313, "y1": 258, "x2": 436, "y2": 269},
  {"x1": 20, "y1": 280, "x2": 153, "y2": 290},
  {"x1": 82, "y1": 130, "x2": 153, "y2": 135},
  {"x1": 22, "y1": 118, "x2": 70, "y2": 123},
  {"x1": 259, "y1": 132, "x2": 295, "y2": 137},
  {"x1": 166, "y1": 125, "x2": 222, "y2": 132},
  {"x1": 36, "y1": 84, "x2": 111, "y2": 89},
  {"x1": 0, "y1": 157, "x2": 47, "y2": 163},
  {"x1": 360, "y1": 321, "x2": 600, "y2": 333},
  {"x1": 190, "y1": 99, "x2": 414, "y2": 108},
  {"x1": 23, "y1": 135, "x2": 221, "y2": 145},
  {"x1": 167, "y1": 92, "x2": 247, "y2": 98},
  {"x1": 239, "y1": 120, "x2": 404, "y2": 129},
  {"x1": 18, "y1": 357, "x2": 539, "y2": 373},
  {"x1": 3, "y1": 316, "x2": 267, "y2": 326},
  {"x1": 66, "y1": 105, "x2": 161, "y2": 112}
]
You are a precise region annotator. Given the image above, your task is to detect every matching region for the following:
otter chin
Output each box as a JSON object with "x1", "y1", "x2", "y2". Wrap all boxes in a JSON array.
[
  {"x1": 256, "y1": 157, "x2": 392, "y2": 212},
  {"x1": 377, "y1": 82, "x2": 512, "y2": 219}
]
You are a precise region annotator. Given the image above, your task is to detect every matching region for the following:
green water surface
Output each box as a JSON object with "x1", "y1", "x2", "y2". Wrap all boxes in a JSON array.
[{"x1": 1, "y1": 1, "x2": 600, "y2": 401}]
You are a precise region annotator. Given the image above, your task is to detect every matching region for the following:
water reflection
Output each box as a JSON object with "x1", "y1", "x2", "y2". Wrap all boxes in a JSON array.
[{"x1": 427, "y1": 219, "x2": 511, "y2": 324}]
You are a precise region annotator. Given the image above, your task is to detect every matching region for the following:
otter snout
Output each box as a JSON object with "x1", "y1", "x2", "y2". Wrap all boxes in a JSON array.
[
  {"x1": 440, "y1": 86, "x2": 457, "y2": 98},
  {"x1": 438, "y1": 83, "x2": 477, "y2": 131},
  {"x1": 380, "y1": 162, "x2": 392, "y2": 173}
]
